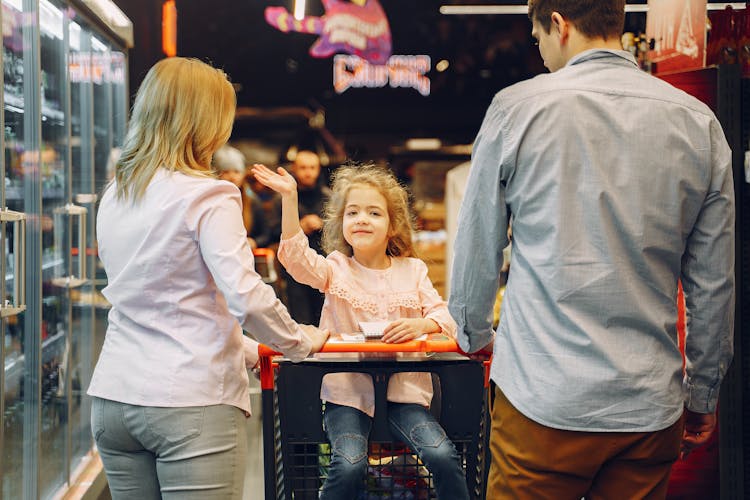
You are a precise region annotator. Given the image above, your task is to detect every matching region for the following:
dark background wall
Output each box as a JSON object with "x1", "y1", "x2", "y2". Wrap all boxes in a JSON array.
[
  {"x1": 112, "y1": 1, "x2": 544, "y2": 153},
  {"x1": 172, "y1": 0, "x2": 547, "y2": 150},
  {"x1": 112, "y1": 0, "x2": 654, "y2": 158}
]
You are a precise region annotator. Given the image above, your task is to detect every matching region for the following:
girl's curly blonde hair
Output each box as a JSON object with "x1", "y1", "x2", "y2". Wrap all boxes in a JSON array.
[{"x1": 322, "y1": 163, "x2": 417, "y2": 258}]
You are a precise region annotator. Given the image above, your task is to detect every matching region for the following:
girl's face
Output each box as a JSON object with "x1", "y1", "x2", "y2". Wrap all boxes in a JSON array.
[{"x1": 342, "y1": 185, "x2": 391, "y2": 258}]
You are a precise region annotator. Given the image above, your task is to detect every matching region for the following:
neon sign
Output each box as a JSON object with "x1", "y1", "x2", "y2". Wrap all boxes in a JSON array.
[
  {"x1": 265, "y1": 0, "x2": 392, "y2": 65},
  {"x1": 333, "y1": 55, "x2": 431, "y2": 96}
]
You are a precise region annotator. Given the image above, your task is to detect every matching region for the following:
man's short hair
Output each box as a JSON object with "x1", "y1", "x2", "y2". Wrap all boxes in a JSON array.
[{"x1": 528, "y1": 0, "x2": 625, "y2": 41}]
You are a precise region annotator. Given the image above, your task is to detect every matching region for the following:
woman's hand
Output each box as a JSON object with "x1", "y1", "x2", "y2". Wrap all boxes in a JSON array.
[
  {"x1": 251, "y1": 164, "x2": 297, "y2": 196},
  {"x1": 382, "y1": 318, "x2": 440, "y2": 344},
  {"x1": 300, "y1": 324, "x2": 330, "y2": 354}
]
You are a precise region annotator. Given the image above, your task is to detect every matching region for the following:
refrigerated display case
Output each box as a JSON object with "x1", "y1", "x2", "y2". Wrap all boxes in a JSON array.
[
  {"x1": 656, "y1": 64, "x2": 747, "y2": 499},
  {"x1": 1, "y1": 0, "x2": 131, "y2": 498}
]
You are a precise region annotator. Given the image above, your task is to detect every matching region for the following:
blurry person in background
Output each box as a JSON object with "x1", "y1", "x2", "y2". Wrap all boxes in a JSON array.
[
  {"x1": 282, "y1": 149, "x2": 331, "y2": 325},
  {"x1": 87, "y1": 57, "x2": 328, "y2": 500},
  {"x1": 450, "y1": 1, "x2": 734, "y2": 498},
  {"x1": 249, "y1": 169, "x2": 283, "y2": 245},
  {"x1": 213, "y1": 144, "x2": 273, "y2": 249}
]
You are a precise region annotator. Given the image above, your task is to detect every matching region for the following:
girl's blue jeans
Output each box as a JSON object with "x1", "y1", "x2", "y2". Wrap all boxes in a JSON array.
[{"x1": 320, "y1": 402, "x2": 470, "y2": 500}]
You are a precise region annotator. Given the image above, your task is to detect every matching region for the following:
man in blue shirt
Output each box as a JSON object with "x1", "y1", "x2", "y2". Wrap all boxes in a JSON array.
[{"x1": 448, "y1": 1, "x2": 735, "y2": 498}]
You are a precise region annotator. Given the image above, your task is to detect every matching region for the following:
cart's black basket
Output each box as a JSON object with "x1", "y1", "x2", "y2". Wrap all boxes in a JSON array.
[{"x1": 265, "y1": 356, "x2": 489, "y2": 499}]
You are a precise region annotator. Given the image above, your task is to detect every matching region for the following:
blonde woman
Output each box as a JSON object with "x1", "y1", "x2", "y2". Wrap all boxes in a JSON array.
[{"x1": 87, "y1": 57, "x2": 328, "y2": 499}]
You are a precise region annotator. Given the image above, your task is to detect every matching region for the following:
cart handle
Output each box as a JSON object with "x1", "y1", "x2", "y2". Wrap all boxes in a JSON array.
[
  {"x1": 252, "y1": 247, "x2": 275, "y2": 259},
  {"x1": 258, "y1": 334, "x2": 463, "y2": 357},
  {"x1": 257, "y1": 335, "x2": 492, "y2": 389}
]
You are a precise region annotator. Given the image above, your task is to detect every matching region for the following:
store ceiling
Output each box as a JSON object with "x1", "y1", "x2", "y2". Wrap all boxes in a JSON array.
[{"x1": 118, "y1": 1, "x2": 740, "y2": 154}]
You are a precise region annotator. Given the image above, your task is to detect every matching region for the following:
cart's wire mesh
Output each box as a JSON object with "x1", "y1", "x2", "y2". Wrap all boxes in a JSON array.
[
  {"x1": 269, "y1": 359, "x2": 489, "y2": 500},
  {"x1": 281, "y1": 439, "x2": 475, "y2": 499}
]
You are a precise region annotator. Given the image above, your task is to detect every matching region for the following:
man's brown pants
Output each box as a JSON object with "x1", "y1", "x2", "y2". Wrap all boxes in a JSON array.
[{"x1": 486, "y1": 387, "x2": 683, "y2": 499}]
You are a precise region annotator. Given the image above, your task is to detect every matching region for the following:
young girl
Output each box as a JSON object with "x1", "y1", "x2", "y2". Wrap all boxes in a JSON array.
[{"x1": 252, "y1": 163, "x2": 470, "y2": 500}]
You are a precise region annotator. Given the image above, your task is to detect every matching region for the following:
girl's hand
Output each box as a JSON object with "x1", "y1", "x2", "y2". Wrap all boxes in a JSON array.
[
  {"x1": 250, "y1": 164, "x2": 297, "y2": 196},
  {"x1": 382, "y1": 318, "x2": 440, "y2": 344}
]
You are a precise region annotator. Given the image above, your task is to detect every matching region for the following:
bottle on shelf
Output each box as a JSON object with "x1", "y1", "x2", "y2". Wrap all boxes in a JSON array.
[{"x1": 707, "y1": 6, "x2": 738, "y2": 66}]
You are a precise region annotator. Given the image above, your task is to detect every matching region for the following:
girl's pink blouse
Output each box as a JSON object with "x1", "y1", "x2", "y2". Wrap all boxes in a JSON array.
[{"x1": 278, "y1": 230, "x2": 457, "y2": 417}]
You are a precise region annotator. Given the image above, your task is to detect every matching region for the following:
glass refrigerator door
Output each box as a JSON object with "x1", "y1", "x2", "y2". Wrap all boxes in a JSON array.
[
  {"x1": 38, "y1": 0, "x2": 78, "y2": 496},
  {"x1": 66, "y1": 16, "x2": 128, "y2": 478},
  {"x1": 68, "y1": 18, "x2": 96, "y2": 476},
  {"x1": 2, "y1": 0, "x2": 37, "y2": 496}
]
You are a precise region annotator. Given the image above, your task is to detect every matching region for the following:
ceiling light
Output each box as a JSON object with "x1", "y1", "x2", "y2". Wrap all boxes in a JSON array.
[
  {"x1": 294, "y1": 0, "x2": 306, "y2": 21},
  {"x1": 406, "y1": 138, "x2": 442, "y2": 150},
  {"x1": 78, "y1": 0, "x2": 133, "y2": 46}
]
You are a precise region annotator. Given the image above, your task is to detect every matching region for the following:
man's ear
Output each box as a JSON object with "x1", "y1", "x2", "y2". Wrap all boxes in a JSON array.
[{"x1": 550, "y1": 11, "x2": 569, "y2": 45}]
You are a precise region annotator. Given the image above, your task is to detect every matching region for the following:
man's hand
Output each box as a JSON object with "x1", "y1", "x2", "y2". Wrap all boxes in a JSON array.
[
  {"x1": 464, "y1": 339, "x2": 494, "y2": 361},
  {"x1": 680, "y1": 408, "x2": 717, "y2": 460},
  {"x1": 300, "y1": 324, "x2": 329, "y2": 354},
  {"x1": 480, "y1": 339, "x2": 494, "y2": 354}
]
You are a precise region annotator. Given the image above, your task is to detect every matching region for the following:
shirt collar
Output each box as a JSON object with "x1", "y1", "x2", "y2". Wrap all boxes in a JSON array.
[{"x1": 566, "y1": 48, "x2": 638, "y2": 69}]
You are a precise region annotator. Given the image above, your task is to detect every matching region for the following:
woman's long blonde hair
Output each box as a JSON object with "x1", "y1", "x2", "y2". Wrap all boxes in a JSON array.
[
  {"x1": 322, "y1": 163, "x2": 417, "y2": 258},
  {"x1": 114, "y1": 57, "x2": 236, "y2": 201}
]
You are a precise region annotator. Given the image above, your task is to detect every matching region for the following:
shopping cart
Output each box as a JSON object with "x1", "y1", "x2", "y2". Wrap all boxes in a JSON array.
[
  {"x1": 258, "y1": 335, "x2": 492, "y2": 500},
  {"x1": 253, "y1": 248, "x2": 279, "y2": 285}
]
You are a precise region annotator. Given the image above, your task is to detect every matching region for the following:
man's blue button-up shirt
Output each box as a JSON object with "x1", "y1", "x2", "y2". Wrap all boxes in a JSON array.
[{"x1": 449, "y1": 49, "x2": 735, "y2": 432}]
